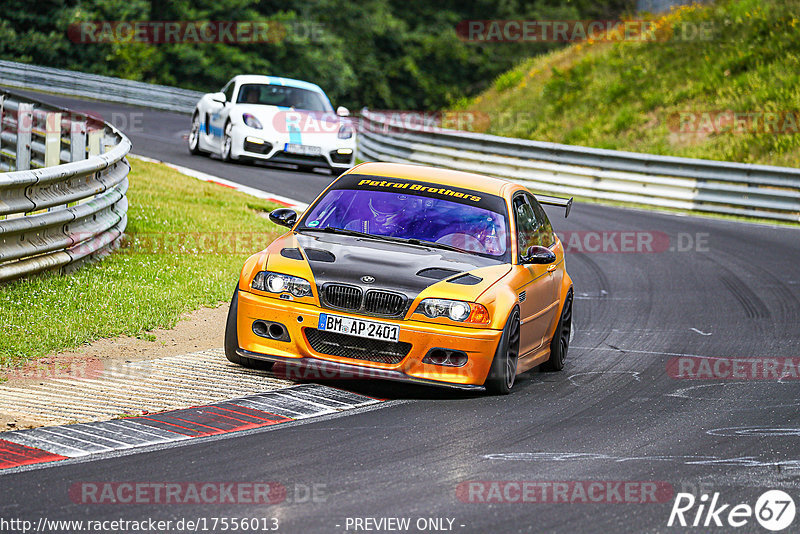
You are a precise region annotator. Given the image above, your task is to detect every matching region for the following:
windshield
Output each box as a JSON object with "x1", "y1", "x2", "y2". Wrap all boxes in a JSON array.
[
  {"x1": 237, "y1": 84, "x2": 332, "y2": 112},
  {"x1": 299, "y1": 184, "x2": 509, "y2": 259}
]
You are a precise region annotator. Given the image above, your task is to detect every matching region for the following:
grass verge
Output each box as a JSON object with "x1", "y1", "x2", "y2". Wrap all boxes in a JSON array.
[{"x1": 0, "y1": 158, "x2": 282, "y2": 368}]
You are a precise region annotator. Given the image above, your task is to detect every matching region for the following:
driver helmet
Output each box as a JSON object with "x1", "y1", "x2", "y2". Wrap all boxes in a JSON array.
[{"x1": 368, "y1": 195, "x2": 401, "y2": 231}]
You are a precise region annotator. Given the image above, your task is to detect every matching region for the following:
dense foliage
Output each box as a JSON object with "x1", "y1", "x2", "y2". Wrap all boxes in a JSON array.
[
  {"x1": 457, "y1": 0, "x2": 800, "y2": 167},
  {"x1": 0, "y1": 0, "x2": 633, "y2": 110}
]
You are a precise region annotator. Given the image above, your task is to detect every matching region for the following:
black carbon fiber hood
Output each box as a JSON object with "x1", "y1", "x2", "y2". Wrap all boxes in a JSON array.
[{"x1": 294, "y1": 232, "x2": 500, "y2": 300}]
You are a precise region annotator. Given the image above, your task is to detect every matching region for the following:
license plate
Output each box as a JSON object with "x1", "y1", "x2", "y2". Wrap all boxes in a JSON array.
[
  {"x1": 318, "y1": 313, "x2": 400, "y2": 342},
  {"x1": 284, "y1": 143, "x2": 321, "y2": 156}
]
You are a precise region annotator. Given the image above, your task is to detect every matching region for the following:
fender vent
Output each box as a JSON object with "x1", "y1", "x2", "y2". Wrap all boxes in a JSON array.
[
  {"x1": 417, "y1": 267, "x2": 460, "y2": 280},
  {"x1": 519, "y1": 291, "x2": 526, "y2": 303},
  {"x1": 448, "y1": 274, "x2": 482, "y2": 285},
  {"x1": 280, "y1": 248, "x2": 303, "y2": 260},
  {"x1": 305, "y1": 248, "x2": 336, "y2": 263}
]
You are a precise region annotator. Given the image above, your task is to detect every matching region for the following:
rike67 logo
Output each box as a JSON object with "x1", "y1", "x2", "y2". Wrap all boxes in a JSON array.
[{"x1": 668, "y1": 490, "x2": 796, "y2": 531}]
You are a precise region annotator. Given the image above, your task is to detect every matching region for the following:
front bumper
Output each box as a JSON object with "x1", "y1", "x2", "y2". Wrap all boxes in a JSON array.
[
  {"x1": 236, "y1": 290, "x2": 503, "y2": 388},
  {"x1": 230, "y1": 126, "x2": 355, "y2": 169}
]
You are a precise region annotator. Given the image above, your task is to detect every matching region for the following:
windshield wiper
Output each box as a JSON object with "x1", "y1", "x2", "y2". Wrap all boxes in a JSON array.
[
  {"x1": 300, "y1": 226, "x2": 374, "y2": 239},
  {"x1": 301, "y1": 227, "x2": 468, "y2": 254},
  {"x1": 302, "y1": 227, "x2": 418, "y2": 247},
  {"x1": 403, "y1": 238, "x2": 465, "y2": 254}
]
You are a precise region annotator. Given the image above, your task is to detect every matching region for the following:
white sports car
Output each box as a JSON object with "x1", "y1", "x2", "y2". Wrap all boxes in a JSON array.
[{"x1": 188, "y1": 74, "x2": 356, "y2": 174}]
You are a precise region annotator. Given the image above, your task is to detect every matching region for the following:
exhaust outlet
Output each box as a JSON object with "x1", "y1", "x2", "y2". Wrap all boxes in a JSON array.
[{"x1": 252, "y1": 320, "x2": 290, "y2": 342}]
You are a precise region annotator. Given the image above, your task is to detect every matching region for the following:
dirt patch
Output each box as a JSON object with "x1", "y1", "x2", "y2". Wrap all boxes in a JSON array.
[{"x1": 0, "y1": 304, "x2": 229, "y2": 430}]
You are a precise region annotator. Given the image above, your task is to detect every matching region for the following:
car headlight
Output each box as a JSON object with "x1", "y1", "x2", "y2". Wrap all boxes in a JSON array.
[
  {"x1": 338, "y1": 123, "x2": 353, "y2": 139},
  {"x1": 252, "y1": 271, "x2": 312, "y2": 297},
  {"x1": 243, "y1": 113, "x2": 263, "y2": 129},
  {"x1": 414, "y1": 298, "x2": 490, "y2": 324}
]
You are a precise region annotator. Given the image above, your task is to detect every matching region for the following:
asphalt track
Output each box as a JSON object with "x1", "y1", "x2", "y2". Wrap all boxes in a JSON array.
[{"x1": 3, "y1": 91, "x2": 800, "y2": 533}]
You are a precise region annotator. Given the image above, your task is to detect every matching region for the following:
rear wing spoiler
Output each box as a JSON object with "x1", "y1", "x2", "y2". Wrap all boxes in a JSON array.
[{"x1": 534, "y1": 194, "x2": 573, "y2": 218}]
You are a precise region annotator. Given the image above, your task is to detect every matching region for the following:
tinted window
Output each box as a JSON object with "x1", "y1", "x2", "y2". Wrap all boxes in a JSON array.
[
  {"x1": 222, "y1": 82, "x2": 235, "y2": 103},
  {"x1": 528, "y1": 194, "x2": 555, "y2": 248},
  {"x1": 300, "y1": 183, "x2": 510, "y2": 261},
  {"x1": 236, "y1": 84, "x2": 331, "y2": 112},
  {"x1": 514, "y1": 194, "x2": 555, "y2": 259},
  {"x1": 514, "y1": 195, "x2": 538, "y2": 259}
]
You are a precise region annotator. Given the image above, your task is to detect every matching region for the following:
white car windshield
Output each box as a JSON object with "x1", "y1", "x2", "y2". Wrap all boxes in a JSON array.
[{"x1": 237, "y1": 84, "x2": 332, "y2": 112}]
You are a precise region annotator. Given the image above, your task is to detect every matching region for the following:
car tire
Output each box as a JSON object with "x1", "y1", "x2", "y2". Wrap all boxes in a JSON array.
[
  {"x1": 188, "y1": 112, "x2": 205, "y2": 155},
  {"x1": 542, "y1": 290, "x2": 572, "y2": 372},
  {"x1": 224, "y1": 287, "x2": 275, "y2": 371},
  {"x1": 221, "y1": 121, "x2": 236, "y2": 162},
  {"x1": 484, "y1": 307, "x2": 520, "y2": 395}
]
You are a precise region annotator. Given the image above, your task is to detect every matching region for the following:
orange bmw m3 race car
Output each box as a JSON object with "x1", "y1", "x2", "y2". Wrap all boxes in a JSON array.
[{"x1": 225, "y1": 162, "x2": 573, "y2": 394}]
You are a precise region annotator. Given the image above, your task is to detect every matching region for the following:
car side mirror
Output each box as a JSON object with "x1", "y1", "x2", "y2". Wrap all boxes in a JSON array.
[
  {"x1": 336, "y1": 106, "x2": 350, "y2": 117},
  {"x1": 269, "y1": 208, "x2": 298, "y2": 228},
  {"x1": 523, "y1": 245, "x2": 556, "y2": 264},
  {"x1": 210, "y1": 92, "x2": 226, "y2": 104}
]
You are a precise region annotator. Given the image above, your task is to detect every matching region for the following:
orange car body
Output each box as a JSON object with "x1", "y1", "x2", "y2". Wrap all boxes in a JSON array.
[{"x1": 231, "y1": 162, "x2": 573, "y2": 390}]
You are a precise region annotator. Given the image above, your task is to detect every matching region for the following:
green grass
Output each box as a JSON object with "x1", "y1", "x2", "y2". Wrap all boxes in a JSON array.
[
  {"x1": 455, "y1": 0, "x2": 800, "y2": 168},
  {"x1": 0, "y1": 158, "x2": 282, "y2": 367}
]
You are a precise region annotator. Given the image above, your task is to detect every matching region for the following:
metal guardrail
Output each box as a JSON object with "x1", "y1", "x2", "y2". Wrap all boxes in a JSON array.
[
  {"x1": 358, "y1": 109, "x2": 800, "y2": 223},
  {"x1": 3, "y1": 61, "x2": 797, "y2": 222},
  {"x1": 0, "y1": 60, "x2": 200, "y2": 114},
  {"x1": 0, "y1": 89, "x2": 130, "y2": 282}
]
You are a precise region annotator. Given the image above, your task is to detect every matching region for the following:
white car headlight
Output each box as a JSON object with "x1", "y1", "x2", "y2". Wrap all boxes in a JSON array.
[
  {"x1": 252, "y1": 271, "x2": 312, "y2": 297},
  {"x1": 338, "y1": 123, "x2": 353, "y2": 139},
  {"x1": 243, "y1": 113, "x2": 263, "y2": 129}
]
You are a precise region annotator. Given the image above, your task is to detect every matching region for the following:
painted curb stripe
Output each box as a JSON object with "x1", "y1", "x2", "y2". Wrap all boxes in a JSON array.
[
  {"x1": 0, "y1": 439, "x2": 68, "y2": 469},
  {"x1": 0, "y1": 384, "x2": 380, "y2": 469}
]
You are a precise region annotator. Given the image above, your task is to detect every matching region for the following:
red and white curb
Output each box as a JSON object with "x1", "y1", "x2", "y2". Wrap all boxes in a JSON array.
[
  {"x1": 0, "y1": 384, "x2": 380, "y2": 470},
  {"x1": 129, "y1": 154, "x2": 309, "y2": 211}
]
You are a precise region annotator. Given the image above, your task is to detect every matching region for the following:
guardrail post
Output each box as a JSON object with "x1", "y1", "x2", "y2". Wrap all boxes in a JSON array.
[
  {"x1": 87, "y1": 129, "x2": 102, "y2": 156},
  {"x1": 70, "y1": 119, "x2": 87, "y2": 162},
  {"x1": 15, "y1": 103, "x2": 33, "y2": 171},
  {"x1": 44, "y1": 112, "x2": 61, "y2": 167}
]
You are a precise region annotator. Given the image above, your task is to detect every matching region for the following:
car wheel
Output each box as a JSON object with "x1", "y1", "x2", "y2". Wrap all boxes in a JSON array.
[
  {"x1": 485, "y1": 308, "x2": 520, "y2": 395},
  {"x1": 221, "y1": 121, "x2": 236, "y2": 162},
  {"x1": 224, "y1": 287, "x2": 275, "y2": 371},
  {"x1": 542, "y1": 290, "x2": 572, "y2": 372},
  {"x1": 188, "y1": 112, "x2": 204, "y2": 155}
]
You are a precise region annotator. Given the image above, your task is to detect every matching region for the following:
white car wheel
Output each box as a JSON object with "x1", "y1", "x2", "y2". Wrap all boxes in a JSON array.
[
  {"x1": 188, "y1": 113, "x2": 203, "y2": 155},
  {"x1": 221, "y1": 121, "x2": 235, "y2": 162}
]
